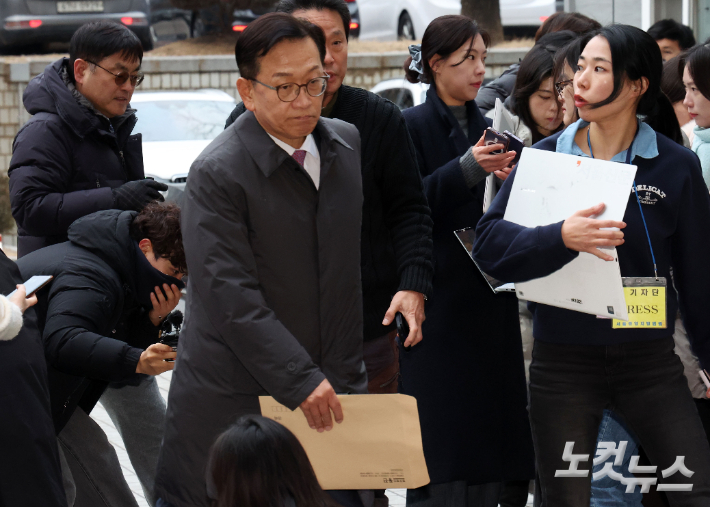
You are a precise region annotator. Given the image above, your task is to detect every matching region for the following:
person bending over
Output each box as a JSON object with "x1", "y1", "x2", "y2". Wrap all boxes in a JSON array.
[{"x1": 17, "y1": 202, "x2": 185, "y2": 506}]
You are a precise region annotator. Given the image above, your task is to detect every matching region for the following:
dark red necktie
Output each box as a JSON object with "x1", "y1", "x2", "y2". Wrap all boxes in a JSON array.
[{"x1": 292, "y1": 150, "x2": 307, "y2": 166}]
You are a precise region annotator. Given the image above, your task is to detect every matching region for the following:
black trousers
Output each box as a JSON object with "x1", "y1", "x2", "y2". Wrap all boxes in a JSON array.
[{"x1": 529, "y1": 337, "x2": 710, "y2": 507}]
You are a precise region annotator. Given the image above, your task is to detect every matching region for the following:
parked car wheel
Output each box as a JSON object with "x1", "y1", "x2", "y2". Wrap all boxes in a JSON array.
[{"x1": 397, "y1": 11, "x2": 415, "y2": 40}]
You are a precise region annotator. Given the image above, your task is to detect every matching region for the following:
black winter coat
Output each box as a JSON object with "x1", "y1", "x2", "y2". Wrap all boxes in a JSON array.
[
  {"x1": 0, "y1": 251, "x2": 67, "y2": 507},
  {"x1": 399, "y1": 86, "x2": 535, "y2": 484},
  {"x1": 17, "y1": 210, "x2": 182, "y2": 433},
  {"x1": 156, "y1": 114, "x2": 366, "y2": 507},
  {"x1": 9, "y1": 58, "x2": 144, "y2": 257},
  {"x1": 225, "y1": 86, "x2": 434, "y2": 340}
]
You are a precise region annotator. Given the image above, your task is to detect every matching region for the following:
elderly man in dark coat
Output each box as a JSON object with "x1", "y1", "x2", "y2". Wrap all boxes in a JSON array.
[
  {"x1": 226, "y1": 0, "x2": 435, "y2": 399},
  {"x1": 155, "y1": 13, "x2": 367, "y2": 507}
]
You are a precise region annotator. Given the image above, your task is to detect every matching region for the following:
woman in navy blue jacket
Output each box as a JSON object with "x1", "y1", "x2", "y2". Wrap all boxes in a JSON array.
[
  {"x1": 399, "y1": 15, "x2": 534, "y2": 506},
  {"x1": 474, "y1": 25, "x2": 710, "y2": 506}
]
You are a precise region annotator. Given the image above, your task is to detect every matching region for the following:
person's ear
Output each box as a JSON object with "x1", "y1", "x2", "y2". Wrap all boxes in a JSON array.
[
  {"x1": 73, "y1": 59, "x2": 90, "y2": 86},
  {"x1": 639, "y1": 76, "x2": 649, "y2": 96},
  {"x1": 630, "y1": 77, "x2": 649, "y2": 97},
  {"x1": 237, "y1": 77, "x2": 256, "y2": 112},
  {"x1": 138, "y1": 238, "x2": 153, "y2": 257},
  {"x1": 428, "y1": 55, "x2": 443, "y2": 75}
]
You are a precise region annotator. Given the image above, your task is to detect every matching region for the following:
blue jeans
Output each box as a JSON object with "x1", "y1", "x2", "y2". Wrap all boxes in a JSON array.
[{"x1": 590, "y1": 409, "x2": 643, "y2": 507}]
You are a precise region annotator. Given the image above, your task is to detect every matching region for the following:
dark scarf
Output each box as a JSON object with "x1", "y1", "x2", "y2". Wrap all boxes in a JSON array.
[{"x1": 131, "y1": 242, "x2": 184, "y2": 307}]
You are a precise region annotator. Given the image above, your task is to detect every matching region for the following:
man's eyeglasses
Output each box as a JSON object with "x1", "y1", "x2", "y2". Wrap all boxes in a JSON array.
[
  {"x1": 86, "y1": 60, "x2": 144, "y2": 87},
  {"x1": 250, "y1": 76, "x2": 329, "y2": 102},
  {"x1": 555, "y1": 78, "x2": 573, "y2": 96}
]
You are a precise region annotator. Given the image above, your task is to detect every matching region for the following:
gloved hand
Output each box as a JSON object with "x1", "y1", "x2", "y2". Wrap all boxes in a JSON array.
[{"x1": 112, "y1": 179, "x2": 168, "y2": 211}]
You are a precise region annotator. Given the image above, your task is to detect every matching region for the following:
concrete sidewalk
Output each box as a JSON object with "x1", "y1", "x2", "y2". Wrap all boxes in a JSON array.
[{"x1": 90, "y1": 371, "x2": 409, "y2": 506}]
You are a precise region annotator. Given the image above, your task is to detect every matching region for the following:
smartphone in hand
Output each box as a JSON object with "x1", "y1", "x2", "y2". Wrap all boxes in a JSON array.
[
  {"x1": 484, "y1": 128, "x2": 510, "y2": 155},
  {"x1": 396, "y1": 312, "x2": 411, "y2": 352},
  {"x1": 8, "y1": 275, "x2": 53, "y2": 298},
  {"x1": 503, "y1": 130, "x2": 524, "y2": 166}
]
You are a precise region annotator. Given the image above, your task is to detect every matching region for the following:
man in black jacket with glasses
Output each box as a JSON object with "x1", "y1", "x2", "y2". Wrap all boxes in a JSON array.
[{"x1": 9, "y1": 22, "x2": 170, "y2": 506}]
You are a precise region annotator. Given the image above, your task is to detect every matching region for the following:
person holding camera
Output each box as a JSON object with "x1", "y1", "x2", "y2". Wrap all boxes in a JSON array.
[
  {"x1": 399, "y1": 15, "x2": 534, "y2": 506},
  {"x1": 17, "y1": 203, "x2": 185, "y2": 506}
]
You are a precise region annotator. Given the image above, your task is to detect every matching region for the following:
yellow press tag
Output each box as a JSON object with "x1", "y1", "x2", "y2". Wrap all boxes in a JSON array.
[{"x1": 612, "y1": 277, "x2": 667, "y2": 329}]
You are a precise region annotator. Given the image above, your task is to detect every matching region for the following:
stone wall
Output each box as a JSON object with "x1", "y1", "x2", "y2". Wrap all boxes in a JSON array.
[{"x1": 0, "y1": 47, "x2": 527, "y2": 175}]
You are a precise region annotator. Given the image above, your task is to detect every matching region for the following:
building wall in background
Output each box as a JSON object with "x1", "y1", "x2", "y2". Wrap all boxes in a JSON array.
[
  {"x1": 0, "y1": 48, "x2": 528, "y2": 176},
  {"x1": 564, "y1": 0, "x2": 707, "y2": 39}
]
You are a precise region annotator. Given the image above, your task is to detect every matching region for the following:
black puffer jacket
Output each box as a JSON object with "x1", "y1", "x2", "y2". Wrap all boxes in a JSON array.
[
  {"x1": 9, "y1": 58, "x2": 144, "y2": 257},
  {"x1": 17, "y1": 209, "x2": 183, "y2": 433}
]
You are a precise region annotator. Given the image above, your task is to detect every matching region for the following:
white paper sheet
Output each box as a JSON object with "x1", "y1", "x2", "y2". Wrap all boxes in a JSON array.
[{"x1": 503, "y1": 148, "x2": 636, "y2": 320}]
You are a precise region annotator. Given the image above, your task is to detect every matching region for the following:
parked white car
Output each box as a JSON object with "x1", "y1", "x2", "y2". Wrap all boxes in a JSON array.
[
  {"x1": 131, "y1": 89, "x2": 237, "y2": 200},
  {"x1": 356, "y1": 0, "x2": 559, "y2": 41},
  {"x1": 500, "y1": 0, "x2": 561, "y2": 27},
  {"x1": 370, "y1": 78, "x2": 429, "y2": 110},
  {"x1": 356, "y1": 0, "x2": 459, "y2": 41}
]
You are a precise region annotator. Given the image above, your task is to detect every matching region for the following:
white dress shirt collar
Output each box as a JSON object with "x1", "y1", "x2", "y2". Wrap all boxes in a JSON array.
[{"x1": 268, "y1": 133, "x2": 321, "y2": 189}]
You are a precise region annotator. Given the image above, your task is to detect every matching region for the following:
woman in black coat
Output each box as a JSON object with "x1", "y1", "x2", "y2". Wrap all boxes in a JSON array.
[
  {"x1": 399, "y1": 15, "x2": 534, "y2": 506},
  {"x1": 0, "y1": 252, "x2": 67, "y2": 506}
]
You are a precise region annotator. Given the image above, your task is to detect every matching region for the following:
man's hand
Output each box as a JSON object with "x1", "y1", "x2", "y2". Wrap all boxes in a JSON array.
[
  {"x1": 382, "y1": 290, "x2": 425, "y2": 347},
  {"x1": 111, "y1": 179, "x2": 168, "y2": 212},
  {"x1": 8, "y1": 284, "x2": 37, "y2": 314},
  {"x1": 471, "y1": 134, "x2": 517, "y2": 173},
  {"x1": 561, "y1": 203, "x2": 626, "y2": 261},
  {"x1": 299, "y1": 379, "x2": 343, "y2": 432},
  {"x1": 136, "y1": 343, "x2": 176, "y2": 375},
  {"x1": 148, "y1": 284, "x2": 182, "y2": 327}
]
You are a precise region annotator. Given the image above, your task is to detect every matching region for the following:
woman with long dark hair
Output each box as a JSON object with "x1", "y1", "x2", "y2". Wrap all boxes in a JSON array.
[
  {"x1": 208, "y1": 415, "x2": 338, "y2": 507},
  {"x1": 486, "y1": 31, "x2": 575, "y2": 151},
  {"x1": 505, "y1": 32, "x2": 575, "y2": 145},
  {"x1": 661, "y1": 56, "x2": 695, "y2": 144},
  {"x1": 474, "y1": 24, "x2": 710, "y2": 506},
  {"x1": 680, "y1": 43, "x2": 710, "y2": 185},
  {"x1": 554, "y1": 34, "x2": 646, "y2": 507},
  {"x1": 399, "y1": 14, "x2": 534, "y2": 506},
  {"x1": 476, "y1": 12, "x2": 601, "y2": 114}
]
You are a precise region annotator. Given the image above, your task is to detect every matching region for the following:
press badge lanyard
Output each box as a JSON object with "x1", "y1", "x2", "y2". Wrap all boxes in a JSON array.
[{"x1": 587, "y1": 126, "x2": 667, "y2": 329}]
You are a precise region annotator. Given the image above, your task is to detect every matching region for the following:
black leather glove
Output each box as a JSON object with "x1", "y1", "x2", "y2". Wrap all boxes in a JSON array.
[{"x1": 112, "y1": 179, "x2": 168, "y2": 212}]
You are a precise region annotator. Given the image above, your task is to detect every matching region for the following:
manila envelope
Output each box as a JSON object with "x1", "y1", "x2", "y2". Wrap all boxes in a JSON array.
[{"x1": 259, "y1": 394, "x2": 430, "y2": 490}]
